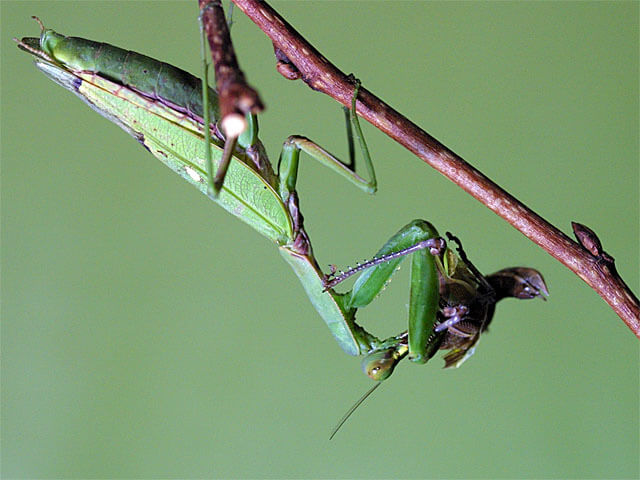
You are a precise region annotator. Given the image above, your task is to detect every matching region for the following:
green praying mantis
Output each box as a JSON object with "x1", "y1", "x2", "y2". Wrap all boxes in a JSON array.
[{"x1": 16, "y1": 16, "x2": 548, "y2": 394}]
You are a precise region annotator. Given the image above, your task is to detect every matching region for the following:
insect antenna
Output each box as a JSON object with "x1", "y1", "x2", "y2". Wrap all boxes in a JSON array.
[{"x1": 329, "y1": 381, "x2": 382, "y2": 440}]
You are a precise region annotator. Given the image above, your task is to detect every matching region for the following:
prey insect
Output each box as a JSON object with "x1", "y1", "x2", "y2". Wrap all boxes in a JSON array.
[{"x1": 16, "y1": 17, "x2": 548, "y2": 391}]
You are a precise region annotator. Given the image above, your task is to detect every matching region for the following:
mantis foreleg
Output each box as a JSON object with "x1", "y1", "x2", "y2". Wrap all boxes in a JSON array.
[
  {"x1": 345, "y1": 220, "x2": 444, "y2": 364},
  {"x1": 319, "y1": 220, "x2": 445, "y2": 371}
]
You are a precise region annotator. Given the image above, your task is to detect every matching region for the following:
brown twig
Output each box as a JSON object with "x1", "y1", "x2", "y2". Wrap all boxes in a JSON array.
[
  {"x1": 198, "y1": 0, "x2": 263, "y2": 138},
  {"x1": 230, "y1": 0, "x2": 639, "y2": 336}
]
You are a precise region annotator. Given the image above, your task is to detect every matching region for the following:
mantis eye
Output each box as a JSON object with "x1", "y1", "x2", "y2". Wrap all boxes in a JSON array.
[{"x1": 361, "y1": 348, "x2": 399, "y2": 381}]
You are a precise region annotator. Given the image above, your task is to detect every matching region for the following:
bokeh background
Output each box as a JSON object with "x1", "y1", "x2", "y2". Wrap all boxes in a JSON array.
[{"x1": 2, "y1": 1, "x2": 638, "y2": 478}]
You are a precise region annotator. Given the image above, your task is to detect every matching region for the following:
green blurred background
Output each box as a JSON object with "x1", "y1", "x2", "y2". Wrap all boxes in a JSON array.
[{"x1": 2, "y1": 1, "x2": 638, "y2": 478}]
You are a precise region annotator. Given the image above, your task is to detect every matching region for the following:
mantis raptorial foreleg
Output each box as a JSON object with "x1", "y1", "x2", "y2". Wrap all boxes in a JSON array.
[{"x1": 317, "y1": 220, "x2": 445, "y2": 376}]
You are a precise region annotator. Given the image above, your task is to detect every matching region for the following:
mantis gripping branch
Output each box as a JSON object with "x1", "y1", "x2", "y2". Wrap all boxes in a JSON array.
[{"x1": 16, "y1": 16, "x2": 548, "y2": 417}]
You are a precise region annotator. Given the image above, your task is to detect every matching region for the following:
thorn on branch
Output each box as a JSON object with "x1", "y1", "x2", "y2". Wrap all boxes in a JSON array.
[{"x1": 199, "y1": 0, "x2": 264, "y2": 138}]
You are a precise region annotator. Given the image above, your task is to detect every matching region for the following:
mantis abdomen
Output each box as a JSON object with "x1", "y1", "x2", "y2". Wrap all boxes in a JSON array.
[{"x1": 39, "y1": 25, "x2": 220, "y2": 124}]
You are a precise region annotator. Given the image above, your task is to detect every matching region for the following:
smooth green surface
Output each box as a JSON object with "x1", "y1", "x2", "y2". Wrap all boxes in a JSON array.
[
  {"x1": 279, "y1": 248, "x2": 362, "y2": 357},
  {"x1": 2, "y1": 1, "x2": 638, "y2": 478}
]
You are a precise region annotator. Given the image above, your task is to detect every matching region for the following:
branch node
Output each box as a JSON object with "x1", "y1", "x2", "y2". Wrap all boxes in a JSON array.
[{"x1": 274, "y1": 45, "x2": 301, "y2": 80}]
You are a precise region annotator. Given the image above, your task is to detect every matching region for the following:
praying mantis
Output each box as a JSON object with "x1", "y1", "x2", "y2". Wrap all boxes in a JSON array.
[{"x1": 16, "y1": 15, "x2": 548, "y2": 391}]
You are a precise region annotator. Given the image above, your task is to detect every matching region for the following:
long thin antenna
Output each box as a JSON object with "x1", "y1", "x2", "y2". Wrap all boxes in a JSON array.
[{"x1": 329, "y1": 382, "x2": 382, "y2": 440}]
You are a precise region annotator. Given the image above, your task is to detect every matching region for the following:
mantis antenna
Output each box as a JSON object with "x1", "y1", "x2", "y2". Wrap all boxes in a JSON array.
[{"x1": 329, "y1": 382, "x2": 382, "y2": 440}]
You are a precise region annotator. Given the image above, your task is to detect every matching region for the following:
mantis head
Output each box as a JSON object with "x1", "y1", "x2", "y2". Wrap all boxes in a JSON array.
[{"x1": 361, "y1": 347, "x2": 403, "y2": 381}]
